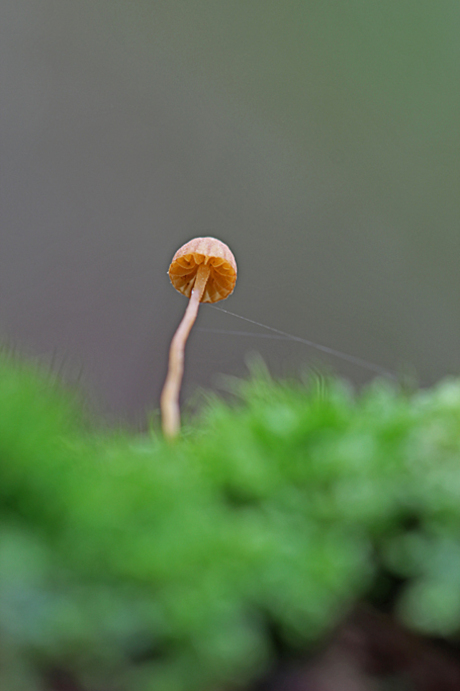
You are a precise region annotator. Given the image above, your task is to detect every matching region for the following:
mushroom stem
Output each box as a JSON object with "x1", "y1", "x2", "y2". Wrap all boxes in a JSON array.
[{"x1": 161, "y1": 263, "x2": 211, "y2": 439}]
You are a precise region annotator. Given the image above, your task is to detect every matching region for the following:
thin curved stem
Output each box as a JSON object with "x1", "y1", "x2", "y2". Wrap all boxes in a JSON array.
[{"x1": 161, "y1": 263, "x2": 210, "y2": 439}]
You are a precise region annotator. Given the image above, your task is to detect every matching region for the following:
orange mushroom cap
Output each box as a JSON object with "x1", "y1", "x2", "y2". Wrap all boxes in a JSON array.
[{"x1": 168, "y1": 237, "x2": 237, "y2": 303}]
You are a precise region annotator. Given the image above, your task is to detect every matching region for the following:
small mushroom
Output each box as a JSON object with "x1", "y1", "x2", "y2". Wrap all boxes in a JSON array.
[{"x1": 161, "y1": 237, "x2": 237, "y2": 439}]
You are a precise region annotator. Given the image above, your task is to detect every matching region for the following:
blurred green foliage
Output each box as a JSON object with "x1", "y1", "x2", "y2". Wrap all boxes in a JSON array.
[{"x1": 1, "y1": 353, "x2": 460, "y2": 690}]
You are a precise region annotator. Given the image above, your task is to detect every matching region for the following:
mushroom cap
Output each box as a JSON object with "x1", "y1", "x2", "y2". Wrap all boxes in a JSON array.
[{"x1": 168, "y1": 237, "x2": 237, "y2": 303}]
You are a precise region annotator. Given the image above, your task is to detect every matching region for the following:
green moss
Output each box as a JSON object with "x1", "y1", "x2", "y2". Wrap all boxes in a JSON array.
[{"x1": 1, "y1": 352, "x2": 460, "y2": 689}]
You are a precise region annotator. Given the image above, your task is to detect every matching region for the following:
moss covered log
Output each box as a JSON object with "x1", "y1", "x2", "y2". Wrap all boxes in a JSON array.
[{"x1": 1, "y1": 353, "x2": 460, "y2": 690}]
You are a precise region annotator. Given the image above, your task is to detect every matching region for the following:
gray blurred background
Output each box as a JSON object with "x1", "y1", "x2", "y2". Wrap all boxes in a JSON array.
[{"x1": 1, "y1": 1, "x2": 459, "y2": 426}]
